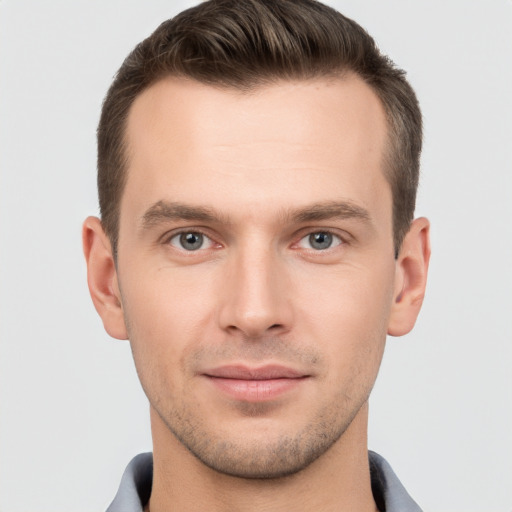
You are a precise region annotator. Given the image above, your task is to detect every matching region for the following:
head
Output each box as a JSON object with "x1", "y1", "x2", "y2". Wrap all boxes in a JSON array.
[
  {"x1": 85, "y1": 0, "x2": 430, "y2": 481},
  {"x1": 97, "y1": 0, "x2": 422, "y2": 259}
]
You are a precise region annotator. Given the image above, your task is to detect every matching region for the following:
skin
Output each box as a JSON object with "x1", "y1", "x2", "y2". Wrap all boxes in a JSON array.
[{"x1": 84, "y1": 75, "x2": 430, "y2": 512}]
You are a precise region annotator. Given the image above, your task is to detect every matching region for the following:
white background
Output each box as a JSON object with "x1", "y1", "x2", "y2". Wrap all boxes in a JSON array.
[{"x1": 1, "y1": 1, "x2": 511, "y2": 511}]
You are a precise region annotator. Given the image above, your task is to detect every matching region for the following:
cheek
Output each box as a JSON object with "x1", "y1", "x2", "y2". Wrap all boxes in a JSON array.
[
  {"x1": 293, "y1": 260, "x2": 395, "y2": 370},
  {"x1": 119, "y1": 266, "x2": 219, "y2": 381},
  {"x1": 123, "y1": 263, "x2": 214, "y2": 330}
]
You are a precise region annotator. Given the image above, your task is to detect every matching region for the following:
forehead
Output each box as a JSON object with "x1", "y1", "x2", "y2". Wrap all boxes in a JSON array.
[{"x1": 122, "y1": 75, "x2": 390, "y2": 224}]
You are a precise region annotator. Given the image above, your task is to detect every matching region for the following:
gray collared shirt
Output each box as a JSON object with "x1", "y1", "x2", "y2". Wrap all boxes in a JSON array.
[{"x1": 106, "y1": 451, "x2": 422, "y2": 512}]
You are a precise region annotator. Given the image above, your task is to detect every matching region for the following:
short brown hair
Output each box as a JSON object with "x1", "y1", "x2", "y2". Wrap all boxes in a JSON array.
[{"x1": 97, "y1": 0, "x2": 422, "y2": 257}]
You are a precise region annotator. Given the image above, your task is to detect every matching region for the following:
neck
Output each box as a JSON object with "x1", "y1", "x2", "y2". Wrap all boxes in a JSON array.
[{"x1": 147, "y1": 403, "x2": 377, "y2": 512}]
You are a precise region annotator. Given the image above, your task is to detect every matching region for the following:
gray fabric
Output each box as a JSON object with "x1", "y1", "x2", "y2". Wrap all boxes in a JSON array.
[
  {"x1": 106, "y1": 451, "x2": 422, "y2": 512},
  {"x1": 369, "y1": 451, "x2": 423, "y2": 512},
  {"x1": 106, "y1": 453, "x2": 152, "y2": 512}
]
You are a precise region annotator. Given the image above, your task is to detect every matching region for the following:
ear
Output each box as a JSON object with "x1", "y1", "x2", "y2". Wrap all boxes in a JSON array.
[
  {"x1": 387, "y1": 217, "x2": 431, "y2": 337},
  {"x1": 82, "y1": 216, "x2": 128, "y2": 340}
]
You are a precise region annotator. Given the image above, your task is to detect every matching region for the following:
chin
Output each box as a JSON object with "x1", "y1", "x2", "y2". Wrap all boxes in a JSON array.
[{"x1": 163, "y1": 409, "x2": 354, "y2": 480}]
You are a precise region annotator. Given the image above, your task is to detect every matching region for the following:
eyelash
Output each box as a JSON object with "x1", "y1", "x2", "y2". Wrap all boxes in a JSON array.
[
  {"x1": 163, "y1": 228, "x2": 348, "y2": 255},
  {"x1": 294, "y1": 230, "x2": 345, "y2": 252},
  {"x1": 165, "y1": 229, "x2": 219, "y2": 252}
]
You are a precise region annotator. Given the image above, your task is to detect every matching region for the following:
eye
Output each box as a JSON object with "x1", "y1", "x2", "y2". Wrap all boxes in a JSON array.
[
  {"x1": 168, "y1": 231, "x2": 214, "y2": 251},
  {"x1": 297, "y1": 231, "x2": 343, "y2": 251}
]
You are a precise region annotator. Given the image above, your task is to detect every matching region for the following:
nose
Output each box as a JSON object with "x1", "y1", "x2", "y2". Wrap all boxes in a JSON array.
[{"x1": 218, "y1": 241, "x2": 293, "y2": 339}]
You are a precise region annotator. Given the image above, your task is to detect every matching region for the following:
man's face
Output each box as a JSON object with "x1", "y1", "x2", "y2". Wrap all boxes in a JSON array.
[{"x1": 115, "y1": 76, "x2": 398, "y2": 477}]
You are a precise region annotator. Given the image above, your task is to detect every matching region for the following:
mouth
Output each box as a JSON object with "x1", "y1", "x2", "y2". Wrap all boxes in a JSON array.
[{"x1": 202, "y1": 365, "x2": 310, "y2": 402}]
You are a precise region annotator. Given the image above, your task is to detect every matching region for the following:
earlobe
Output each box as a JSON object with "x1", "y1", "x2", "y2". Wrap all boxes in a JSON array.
[
  {"x1": 387, "y1": 217, "x2": 431, "y2": 337},
  {"x1": 82, "y1": 216, "x2": 128, "y2": 340}
]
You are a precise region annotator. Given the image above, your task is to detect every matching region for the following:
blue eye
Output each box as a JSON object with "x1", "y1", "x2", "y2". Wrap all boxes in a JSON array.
[
  {"x1": 169, "y1": 232, "x2": 211, "y2": 251},
  {"x1": 298, "y1": 232, "x2": 342, "y2": 250}
]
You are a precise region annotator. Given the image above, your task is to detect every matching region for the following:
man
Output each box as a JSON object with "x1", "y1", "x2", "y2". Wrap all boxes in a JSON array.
[{"x1": 83, "y1": 0, "x2": 430, "y2": 510}]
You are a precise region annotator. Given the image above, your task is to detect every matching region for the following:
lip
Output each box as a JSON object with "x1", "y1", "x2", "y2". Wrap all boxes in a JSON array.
[{"x1": 202, "y1": 365, "x2": 309, "y2": 402}]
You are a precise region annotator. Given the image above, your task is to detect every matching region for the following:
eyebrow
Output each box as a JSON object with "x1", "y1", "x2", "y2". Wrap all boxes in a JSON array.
[
  {"x1": 290, "y1": 201, "x2": 371, "y2": 224},
  {"x1": 140, "y1": 199, "x2": 372, "y2": 230},
  {"x1": 140, "y1": 201, "x2": 228, "y2": 230}
]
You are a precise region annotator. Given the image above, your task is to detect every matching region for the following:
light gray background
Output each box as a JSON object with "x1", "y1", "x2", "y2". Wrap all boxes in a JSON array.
[{"x1": 1, "y1": 1, "x2": 511, "y2": 511}]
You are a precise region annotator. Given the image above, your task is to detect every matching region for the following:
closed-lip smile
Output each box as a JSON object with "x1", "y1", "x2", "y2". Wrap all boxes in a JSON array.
[{"x1": 202, "y1": 364, "x2": 310, "y2": 401}]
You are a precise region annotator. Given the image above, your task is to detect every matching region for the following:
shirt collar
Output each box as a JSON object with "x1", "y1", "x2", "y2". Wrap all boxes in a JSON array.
[{"x1": 107, "y1": 451, "x2": 422, "y2": 512}]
